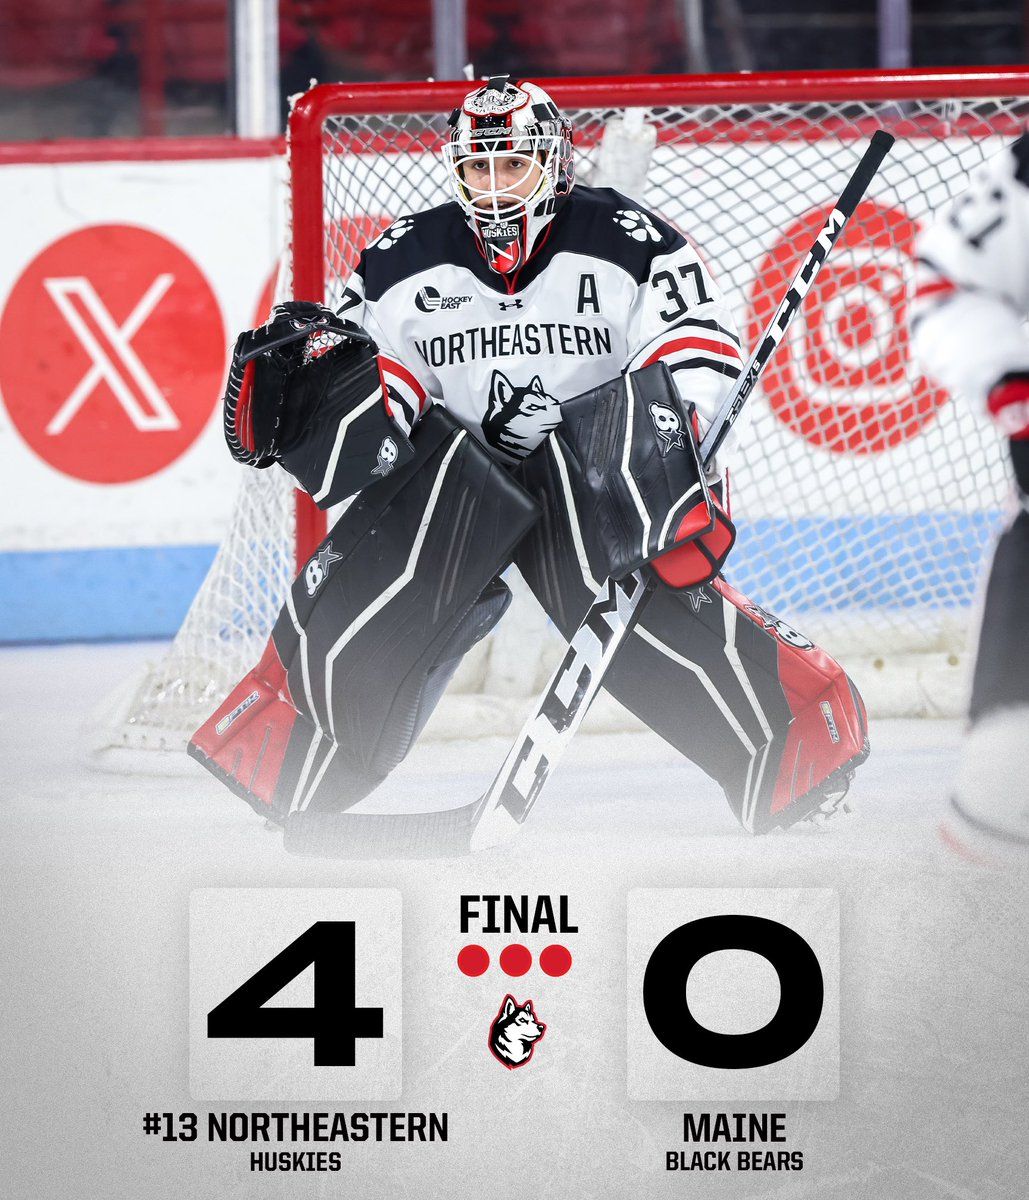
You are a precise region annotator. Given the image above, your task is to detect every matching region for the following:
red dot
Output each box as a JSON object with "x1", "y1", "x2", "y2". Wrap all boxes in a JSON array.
[
  {"x1": 539, "y1": 944, "x2": 573, "y2": 977},
  {"x1": 457, "y1": 945, "x2": 490, "y2": 977},
  {"x1": 499, "y1": 944, "x2": 532, "y2": 976}
]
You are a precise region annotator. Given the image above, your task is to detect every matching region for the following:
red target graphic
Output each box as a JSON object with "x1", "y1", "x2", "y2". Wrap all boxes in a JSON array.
[
  {"x1": 252, "y1": 217, "x2": 389, "y2": 324},
  {"x1": 0, "y1": 224, "x2": 225, "y2": 483},
  {"x1": 746, "y1": 200, "x2": 949, "y2": 454},
  {"x1": 327, "y1": 215, "x2": 393, "y2": 282}
]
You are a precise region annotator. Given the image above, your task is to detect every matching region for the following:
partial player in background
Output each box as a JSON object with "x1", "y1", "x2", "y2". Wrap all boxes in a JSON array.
[
  {"x1": 912, "y1": 134, "x2": 1029, "y2": 861},
  {"x1": 189, "y1": 77, "x2": 869, "y2": 850}
]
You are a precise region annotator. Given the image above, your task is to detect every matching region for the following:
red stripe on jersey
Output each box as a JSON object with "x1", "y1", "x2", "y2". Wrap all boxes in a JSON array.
[
  {"x1": 379, "y1": 355, "x2": 428, "y2": 409},
  {"x1": 376, "y1": 358, "x2": 395, "y2": 420},
  {"x1": 641, "y1": 336, "x2": 742, "y2": 368},
  {"x1": 913, "y1": 279, "x2": 957, "y2": 302}
]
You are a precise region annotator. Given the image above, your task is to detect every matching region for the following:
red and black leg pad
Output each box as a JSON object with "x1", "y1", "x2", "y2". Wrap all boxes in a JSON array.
[
  {"x1": 718, "y1": 579, "x2": 869, "y2": 830},
  {"x1": 188, "y1": 637, "x2": 300, "y2": 817},
  {"x1": 189, "y1": 407, "x2": 540, "y2": 828},
  {"x1": 514, "y1": 442, "x2": 869, "y2": 832}
]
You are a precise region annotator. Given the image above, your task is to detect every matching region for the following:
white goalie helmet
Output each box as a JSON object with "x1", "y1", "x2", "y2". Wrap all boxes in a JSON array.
[{"x1": 443, "y1": 75, "x2": 574, "y2": 276}]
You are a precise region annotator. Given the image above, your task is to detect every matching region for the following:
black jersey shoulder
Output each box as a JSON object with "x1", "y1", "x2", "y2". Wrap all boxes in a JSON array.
[
  {"x1": 538, "y1": 186, "x2": 688, "y2": 284},
  {"x1": 357, "y1": 202, "x2": 492, "y2": 301}
]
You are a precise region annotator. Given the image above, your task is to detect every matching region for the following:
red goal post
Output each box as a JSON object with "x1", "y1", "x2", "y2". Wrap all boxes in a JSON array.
[{"x1": 91, "y1": 68, "x2": 1029, "y2": 770}]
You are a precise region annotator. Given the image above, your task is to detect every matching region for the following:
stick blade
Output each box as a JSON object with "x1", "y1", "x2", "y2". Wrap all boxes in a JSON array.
[
  {"x1": 282, "y1": 802, "x2": 479, "y2": 858},
  {"x1": 468, "y1": 803, "x2": 521, "y2": 853}
]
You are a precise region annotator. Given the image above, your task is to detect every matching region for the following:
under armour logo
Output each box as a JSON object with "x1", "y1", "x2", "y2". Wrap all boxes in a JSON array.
[
  {"x1": 499, "y1": 299, "x2": 523, "y2": 310},
  {"x1": 44, "y1": 274, "x2": 179, "y2": 435},
  {"x1": 305, "y1": 542, "x2": 344, "y2": 596},
  {"x1": 686, "y1": 587, "x2": 712, "y2": 614}
]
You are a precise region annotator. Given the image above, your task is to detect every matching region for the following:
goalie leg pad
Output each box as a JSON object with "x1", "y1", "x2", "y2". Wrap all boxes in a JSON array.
[
  {"x1": 189, "y1": 407, "x2": 540, "y2": 822},
  {"x1": 514, "y1": 441, "x2": 868, "y2": 832}
]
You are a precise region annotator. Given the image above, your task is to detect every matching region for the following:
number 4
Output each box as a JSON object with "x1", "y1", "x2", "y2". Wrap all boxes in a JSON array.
[{"x1": 207, "y1": 921, "x2": 384, "y2": 1066}]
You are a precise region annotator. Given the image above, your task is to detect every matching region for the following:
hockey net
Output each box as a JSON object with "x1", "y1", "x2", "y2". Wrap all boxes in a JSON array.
[{"x1": 93, "y1": 70, "x2": 1024, "y2": 769}]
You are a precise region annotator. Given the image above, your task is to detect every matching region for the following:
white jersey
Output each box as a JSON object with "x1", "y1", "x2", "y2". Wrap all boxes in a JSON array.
[
  {"x1": 339, "y1": 186, "x2": 743, "y2": 469},
  {"x1": 912, "y1": 135, "x2": 1029, "y2": 413}
]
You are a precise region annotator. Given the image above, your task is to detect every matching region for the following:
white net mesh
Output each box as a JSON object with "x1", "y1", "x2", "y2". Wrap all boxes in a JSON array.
[{"x1": 94, "y1": 80, "x2": 1023, "y2": 768}]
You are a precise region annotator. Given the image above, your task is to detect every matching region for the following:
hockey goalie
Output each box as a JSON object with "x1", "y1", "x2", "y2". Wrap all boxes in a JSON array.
[{"x1": 189, "y1": 76, "x2": 869, "y2": 849}]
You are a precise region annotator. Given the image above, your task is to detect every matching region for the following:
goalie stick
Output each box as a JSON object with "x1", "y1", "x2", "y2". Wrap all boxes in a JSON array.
[{"x1": 290, "y1": 130, "x2": 895, "y2": 859}]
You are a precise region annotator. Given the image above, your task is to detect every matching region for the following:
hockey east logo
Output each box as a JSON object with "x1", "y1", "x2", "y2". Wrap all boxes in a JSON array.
[
  {"x1": 415, "y1": 286, "x2": 472, "y2": 313},
  {"x1": 482, "y1": 368, "x2": 562, "y2": 459},
  {"x1": 489, "y1": 996, "x2": 546, "y2": 1069}
]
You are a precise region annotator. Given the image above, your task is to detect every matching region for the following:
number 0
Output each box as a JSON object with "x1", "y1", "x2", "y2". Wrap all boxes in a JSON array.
[{"x1": 642, "y1": 915, "x2": 823, "y2": 1069}]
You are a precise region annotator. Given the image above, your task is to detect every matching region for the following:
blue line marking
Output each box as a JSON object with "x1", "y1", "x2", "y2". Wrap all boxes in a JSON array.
[{"x1": 0, "y1": 509, "x2": 1004, "y2": 644}]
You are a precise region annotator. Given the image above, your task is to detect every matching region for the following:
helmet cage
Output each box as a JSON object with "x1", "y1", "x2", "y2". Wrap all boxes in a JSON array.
[
  {"x1": 442, "y1": 78, "x2": 574, "y2": 274},
  {"x1": 442, "y1": 123, "x2": 570, "y2": 226}
]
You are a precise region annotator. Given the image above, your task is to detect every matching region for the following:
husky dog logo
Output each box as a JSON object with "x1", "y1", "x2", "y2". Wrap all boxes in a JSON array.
[
  {"x1": 649, "y1": 401, "x2": 686, "y2": 454},
  {"x1": 482, "y1": 369, "x2": 562, "y2": 459},
  {"x1": 488, "y1": 995, "x2": 546, "y2": 1069}
]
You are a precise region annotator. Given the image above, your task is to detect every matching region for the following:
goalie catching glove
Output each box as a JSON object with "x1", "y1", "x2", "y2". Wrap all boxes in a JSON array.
[{"x1": 222, "y1": 300, "x2": 415, "y2": 507}]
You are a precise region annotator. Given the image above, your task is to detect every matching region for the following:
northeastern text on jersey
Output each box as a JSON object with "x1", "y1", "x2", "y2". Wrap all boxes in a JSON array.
[{"x1": 414, "y1": 322, "x2": 613, "y2": 367}]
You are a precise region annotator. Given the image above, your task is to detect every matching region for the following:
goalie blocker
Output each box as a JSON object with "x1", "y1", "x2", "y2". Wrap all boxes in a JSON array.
[{"x1": 190, "y1": 365, "x2": 867, "y2": 841}]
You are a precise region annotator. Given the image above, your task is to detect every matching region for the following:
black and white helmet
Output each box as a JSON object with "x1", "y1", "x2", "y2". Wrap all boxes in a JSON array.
[{"x1": 443, "y1": 75, "x2": 574, "y2": 276}]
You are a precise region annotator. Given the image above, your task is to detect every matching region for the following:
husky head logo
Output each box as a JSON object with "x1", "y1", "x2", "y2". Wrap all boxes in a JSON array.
[
  {"x1": 488, "y1": 995, "x2": 546, "y2": 1069},
  {"x1": 482, "y1": 369, "x2": 562, "y2": 460}
]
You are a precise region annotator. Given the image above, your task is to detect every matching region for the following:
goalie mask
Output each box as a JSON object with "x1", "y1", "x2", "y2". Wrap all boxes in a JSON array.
[{"x1": 443, "y1": 76, "x2": 574, "y2": 276}]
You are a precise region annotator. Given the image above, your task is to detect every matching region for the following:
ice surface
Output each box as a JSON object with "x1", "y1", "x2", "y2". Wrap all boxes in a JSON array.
[{"x1": 2, "y1": 642, "x2": 1026, "y2": 1200}]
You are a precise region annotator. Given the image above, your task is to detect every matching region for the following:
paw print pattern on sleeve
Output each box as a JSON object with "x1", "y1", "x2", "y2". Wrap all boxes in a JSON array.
[
  {"x1": 614, "y1": 208, "x2": 661, "y2": 242},
  {"x1": 374, "y1": 218, "x2": 415, "y2": 250}
]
